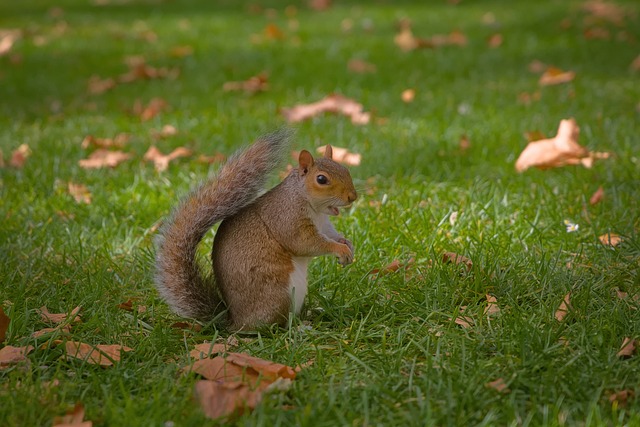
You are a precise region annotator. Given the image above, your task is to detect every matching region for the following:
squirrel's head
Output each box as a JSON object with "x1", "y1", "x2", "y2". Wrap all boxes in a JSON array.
[{"x1": 298, "y1": 145, "x2": 358, "y2": 216}]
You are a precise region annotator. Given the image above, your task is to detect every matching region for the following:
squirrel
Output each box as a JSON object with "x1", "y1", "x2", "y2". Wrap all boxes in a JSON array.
[{"x1": 154, "y1": 130, "x2": 358, "y2": 331}]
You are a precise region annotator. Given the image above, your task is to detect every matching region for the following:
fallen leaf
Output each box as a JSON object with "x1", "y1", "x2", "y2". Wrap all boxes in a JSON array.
[
  {"x1": 67, "y1": 182, "x2": 92, "y2": 204},
  {"x1": 528, "y1": 60, "x2": 547, "y2": 73},
  {"x1": 308, "y1": 0, "x2": 331, "y2": 11},
  {"x1": 459, "y1": 135, "x2": 470, "y2": 152},
  {"x1": 195, "y1": 380, "x2": 262, "y2": 420},
  {"x1": 133, "y1": 98, "x2": 168, "y2": 121},
  {"x1": 555, "y1": 292, "x2": 571, "y2": 322},
  {"x1": 282, "y1": 94, "x2": 371, "y2": 125},
  {"x1": 582, "y1": 0, "x2": 627, "y2": 26},
  {"x1": 185, "y1": 357, "x2": 259, "y2": 385},
  {"x1": 81, "y1": 134, "x2": 129, "y2": 149},
  {"x1": 608, "y1": 389, "x2": 634, "y2": 408},
  {"x1": 223, "y1": 73, "x2": 268, "y2": 94},
  {"x1": 191, "y1": 342, "x2": 228, "y2": 359},
  {"x1": 485, "y1": 294, "x2": 501, "y2": 316},
  {"x1": 584, "y1": 27, "x2": 611, "y2": 40},
  {"x1": 589, "y1": 186, "x2": 605, "y2": 205},
  {"x1": 0, "y1": 345, "x2": 34, "y2": 369},
  {"x1": 264, "y1": 23, "x2": 285, "y2": 40},
  {"x1": 116, "y1": 299, "x2": 146, "y2": 314},
  {"x1": 31, "y1": 325, "x2": 71, "y2": 339},
  {"x1": 196, "y1": 153, "x2": 227, "y2": 164},
  {"x1": 169, "y1": 45, "x2": 194, "y2": 58},
  {"x1": 442, "y1": 252, "x2": 472, "y2": 270},
  {"x1": 394, "y1": 25, "x2": 420, "y2": 51},
  {"x1": 87, "y1": 75, "x2": 116, "y2": 95},
  {"x1": 539, "y1": 67, "x2": 576, "y2": 86},
  {"x1": 151, "y1": 125, "x2": 178, "y2": 139},
  {"x1": 599, "y1": 233, "x2": 622, "y2": 247},
  {"x1": 617, "y1": 337, "x2": 636, "y2": 358},
  {"x1": 401, "y1": 89, "x2": 415, "y2": 103},
  {"x1": 118, "y1": 57, "x2": 180, "y2": 83},
  {"x1": 294, "y1": 359, "x2": 314, "y2": 372},
  {"x1": 64, "y1": 341, "x2": 132, "y2": 366},
  {"x1": 347, "y1": 59, "x2": 376, "y2": 74},
  {"x1": 369, "y1": 258, "x2": 414, "y2": 276},
  {"x1": 0, "y1": 30, "x2": 20, "y2": 57},
  {"x1": 10, "y1": 144, "x2": 31, "y2": 168},
  {"x1": 515, "y1": 118, "x2": 609, "y2": 172},
  {"x1": 0, "y1": 306, "x2": 9, "y2": 343},
  {"x1": 487, "y1": 33, "x2": 503, "y2": 48},
  {"x1": 225, "y1": 352, "x2": 297, "y2": 382},
  {"x1": 39, "y1": 306, "x2": 81, "y2": 324},
  {"x1": 454, "y1": 315, "x2": 474, "y2": 328},
  {"x1": 144, "y1": 146, "x2": 192, "y2": 172},
  {"x1": 52, "y1": 402, "x2": 92, "y2": 427},
  {"x1": 315, "y1": 145, "x2": 361, "y2": 166},
  {"x1": 631, "y1": 55, "x2": 640, "y2": 72},
  {"x1": 78, "y1": 149, "x2": 132, "y2": 169},
  {"x1": 485, "y1": 378, "x2": 510, "y2": 393},
  {"x1": 170, "y1": 321, "x2": 203, "y2": 332}
]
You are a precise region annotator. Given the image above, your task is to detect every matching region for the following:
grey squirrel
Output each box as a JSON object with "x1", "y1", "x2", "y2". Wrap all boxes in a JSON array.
[{"x1": 154, "y1": 131, "x2": 358, "y2": 331}]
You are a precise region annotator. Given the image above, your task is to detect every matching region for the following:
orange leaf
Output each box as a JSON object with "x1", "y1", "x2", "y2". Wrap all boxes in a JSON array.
[
  {"x1": 454, "y1": 316, "x2": 474, "y2": 328},
  {"x1": 485, "y1": 378, "x2": 510, "y2": 393},
  {"x1": 223, "y1": 73, "x2": 268, "y2": 94},
  {"x1": 555, "y1": 292, "x2": 571, "y2": 322},
  {"x1": 538, "y1": 67, "x2": 575, "y2": 86},
  {"x1": 442, "y1": 252, "x2": 472, "y2": 270},
  {"x1": 282, "y1": 94, "x2": 370, "y2": 125},
  {"x1": 78, "y1": 149, "x2": 132, "y2": 169},
  {"x1": 0, "y1": 31, "x2": 20, "y2": 57},
  {"x1": 515, "y1": 118, "x2": 609, "y2": 172},
  {"x1": 67, "y1": 182, "x2": 92, "y2": 204},
  {"x1": 118, "y1": 57, "x2": 179, "y2": 83},
  {"x1": 608, "y1": 389, "x2": 634, "y2": 408},
  {"x1": 191, "y1": 342, "x2": 229, "y2": 359},
  {"x1": 133, "y1": 98, "x2": 168, "y2": 121},
  {"x1": 194, "y1": 380, "x2": 262, "y2": 420},
  {"x1": 39, "y1": 306, "x2": 81, "y2": 324},
  {"x1": 589, "y1": 186, "x2": 605, "y2": 205},
  {"x1": 599, "y1": 233, "x2": 621, "y2": 247},
  {"x1": 0, "y1": 306, "x2": 9, "y2": 343},
  {"x1": 316, "y1": 145, "x2": 361, "y2": 166},
  {"x1": 31, "y1": 325, "x2": 71, "y2": 339},
  {"x1": 487, "y1": 33, "x2": 503, "y2": 48},
  {"x1": 484, "y1": 294, "x2": 501, "y2": 316},
  {"x1": 184, "y1": 357, "x2": 265, "y2": 387},
  {"x1": 225, "y1": 352, "x2": 297, "y2": 381},
  {"x1": 0, "y1": 345, "x2": 34, "y2": 369},
  {"x1": 631, "y1": 55, "x2": 640, "y2": 72},
  {"x1": 347, "y1": 59, "x2": 376, "y2": 74},
  {"x1": 170, "y1": 321, "x2": 203, "y2": 332},
  {"x1": 87, "y1": 75, "x2": 117, "y2": 95},
  {"x1": 617, "y1": 337, "x2": 636, "y2": 358},
  {"x1": 10, "y1": 144, "x2": 31, "y2": 168},
  {"x1": 64, "y1": 341, "x2": 132, "y2": 366},
  {"x1": 401, "y1": 89, "x2": 415, "y2": 103},
  {"x1": 143, "y1": 146, "x2": 192, "y2": 172},
  {"x1": 52, "y1": 402, "x2": 92, "y2": 427},
  {"x1": 81, "y1": 134, "x2": 129, "y2": 149}
]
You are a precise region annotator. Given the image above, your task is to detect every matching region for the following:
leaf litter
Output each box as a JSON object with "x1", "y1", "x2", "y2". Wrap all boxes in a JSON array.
[{"x1": 281, "y1": 94, "x2": 371, "y2": 125}]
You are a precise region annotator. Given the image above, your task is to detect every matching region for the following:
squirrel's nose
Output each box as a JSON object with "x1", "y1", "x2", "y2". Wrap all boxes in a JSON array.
[{"x1": 347, "y1": 191, "x2": 357, "y2": 203}]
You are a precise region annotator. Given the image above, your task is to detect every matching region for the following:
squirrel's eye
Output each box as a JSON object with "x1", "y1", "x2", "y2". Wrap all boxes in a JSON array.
[{"x1": 316, "y1": 175, "x2": 328, "y2": 185}]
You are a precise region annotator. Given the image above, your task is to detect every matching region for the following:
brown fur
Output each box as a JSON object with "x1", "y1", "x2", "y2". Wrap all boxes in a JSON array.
[{"x1": 154, "y1": 132, "x2": 357, "y2": 331}]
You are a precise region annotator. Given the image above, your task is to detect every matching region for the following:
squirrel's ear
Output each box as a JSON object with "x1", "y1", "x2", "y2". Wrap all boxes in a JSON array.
[
  {"x1": 298, "y1": 150, "x2": 314, "y2": 175},
  {"x1": 323, "y1": 145, "x2": 333, "y2": 159}
]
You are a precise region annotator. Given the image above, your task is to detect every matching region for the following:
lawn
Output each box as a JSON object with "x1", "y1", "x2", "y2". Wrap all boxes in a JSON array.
[{"x1": 1, "y1": 0, "x2": 639, "y2": 425}]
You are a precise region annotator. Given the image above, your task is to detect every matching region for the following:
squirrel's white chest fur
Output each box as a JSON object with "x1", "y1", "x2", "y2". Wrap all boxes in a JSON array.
[{"x1": 289, "y1": 257, "x2": 310, "y2": 313}]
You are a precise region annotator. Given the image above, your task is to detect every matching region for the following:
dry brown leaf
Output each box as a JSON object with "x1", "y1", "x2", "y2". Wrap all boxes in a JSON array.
[
  {"x1": 10, "y1": 144, "x2": 31, "y2": 168},
  {"x1": 631, "y1": 55, "x2": 640, "y2": 72},
  {"x1": 442, "y1": 252, "x2": 472, "y2": 270},
  {"x1": 599, "y1": 233, "x2": 622, "y2": 247},
  {"x1": 347, "y1": 59, "x2": 376, "y2": 74},
  {"x1": 169, "y1": 45, "x2": 194, "y2": 58},
  {"x1": 582, "y1": 0, "x2": 627, "y2": 26},
  {"x1": 0, "y1": 345, "x2": 34, "y2": 369},
  {"x1": 401, "y1": 89, "x2": 415, "y2": 103},
  {"x1": 485, "y1": 294, "x2": 501, "y2": 316},
  {"x1": 282, "y1": 94, "x2": 370, "y2": 125},
  {"x1": 225, "y1": 352, "x2": 297, "y2": 382},
  {"x1": 315, "y1": 145, "x2": 361, "y2": 166},
  {"x1": 81, "y1": 134, "x2": 129, "y2": 150},
  {"x1": 223, "y1": 73, "x2": 268, "y2": 94},
  {"x1": 485, "y1": 378, "x2": 510, "y2": 393},
  {"x1": 196, "y1": 153, "x2": 227, "y2": 164},
  {"x1": 78, "y1": 149, "x2": 132, "y2": 169},
  {"x1": 185, "y1": 357, "x2": 259, "y2": 385},
  {"x1": 52, "y1": 402, "x2": 92, "y2": 427},
  {"x1": 144, "y1": 146, "x2": 192, "y2": 172},
  {"x1": 528, "y1": 60, "x2": 547, "y2": 73},
  {"x1": 195, "y1": 380, "x2": 262, "y2": 420},
  {"x1": 459, "y1": 135, "x2": 470, "y2": 152},
  {"x1": 394, "y1": 26, "x2": 420, "y2": 51},
  {"x1": 617, "y1": 337, "x2": 636, "y2": 358},
  {"x1": 0, "y1": 30, "x2": 20, "y2": 57},
  {"x1": 515, "y1": 118, "x2": 609, "y2": 172},
  {"x1": 454, "y1": 316, "x2": 474, "y2": 328},
  {"x1": 39, "y1": 306, "x2": 81, "y2": 324},
  {"x1": 31, "y1": 325, "x2": 71, "y2": 339},
  {"x1": 589, "y1": 186, "x2": 605, "y2": 205},
  {"x1": 264, "y1": 23, "x2": 285, "y2": 40},
  {"x1": 584, "y1": 27, "x2": 611, "y2": 40},
  {"x1": 64, "y1": 341, "x2": 132, "y2": 366},
  {"x1": 87, "y1": 76, "x2": 116, "y2": 95},
  {"x1": 191, "y1": 342, "x2": 228, "y2": 359},
  {"x1": 67, "y1": 182, "x2": 92, "y2": 204},
  {"x1": 555, "y1": 292, "x2": 571, "y2": 322},
  {"x1": 487, "y1": 33, "x2": 503, "y2": 48},
  {"x1": 369, "y1": 258, "x2": 414, "y2": 276},
  {"x1": 151, "y1": 125, "x2": 178, "y2": 139},
  {"x1": 539, "y1": 67, "x2": 576, "y2": 86},
  {"x1": 119, "y1": 57, "x2": 180, "y2": 83},
  {"x1": 609, "y1": 389, "x2": 634, "y2": 408},
  {"x1": 0, "y1": 306, "x2": 9, "y2": 343},
  {"x1": 309, "y1": 0, "x2": 331, "y2": 11},
  {"x1": 133, "y1": 98, "x2": 168, "y2": 121},
  {"x1": 116, "y1": 299, "x2": 146, "y2": 314},
  {"x1": 170, "y1": 321, "x2": 203, "y2": 332}
]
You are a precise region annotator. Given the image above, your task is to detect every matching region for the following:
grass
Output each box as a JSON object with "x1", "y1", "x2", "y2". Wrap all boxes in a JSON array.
[{"x1": 1, "y1": 0, "x2": 640, "y2": 425}]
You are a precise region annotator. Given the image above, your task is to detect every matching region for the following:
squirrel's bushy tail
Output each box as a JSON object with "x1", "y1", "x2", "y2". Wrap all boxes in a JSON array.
[{"x1": 154, "y1": 130, "x2": 291, "y2": 320}]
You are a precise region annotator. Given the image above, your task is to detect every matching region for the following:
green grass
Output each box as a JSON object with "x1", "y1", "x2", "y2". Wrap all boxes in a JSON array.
[{"x1": 1, "y1": 0, "x2": 640, "y2": 425}]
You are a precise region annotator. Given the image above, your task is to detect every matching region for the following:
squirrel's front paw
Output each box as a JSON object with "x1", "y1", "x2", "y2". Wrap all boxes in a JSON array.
[
  {"x1": 337, "y1": 237, "x2": 354, "y2": 254},
  {"x1": 336, "y1": 243, "x2": 354, "y2": 266}
]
